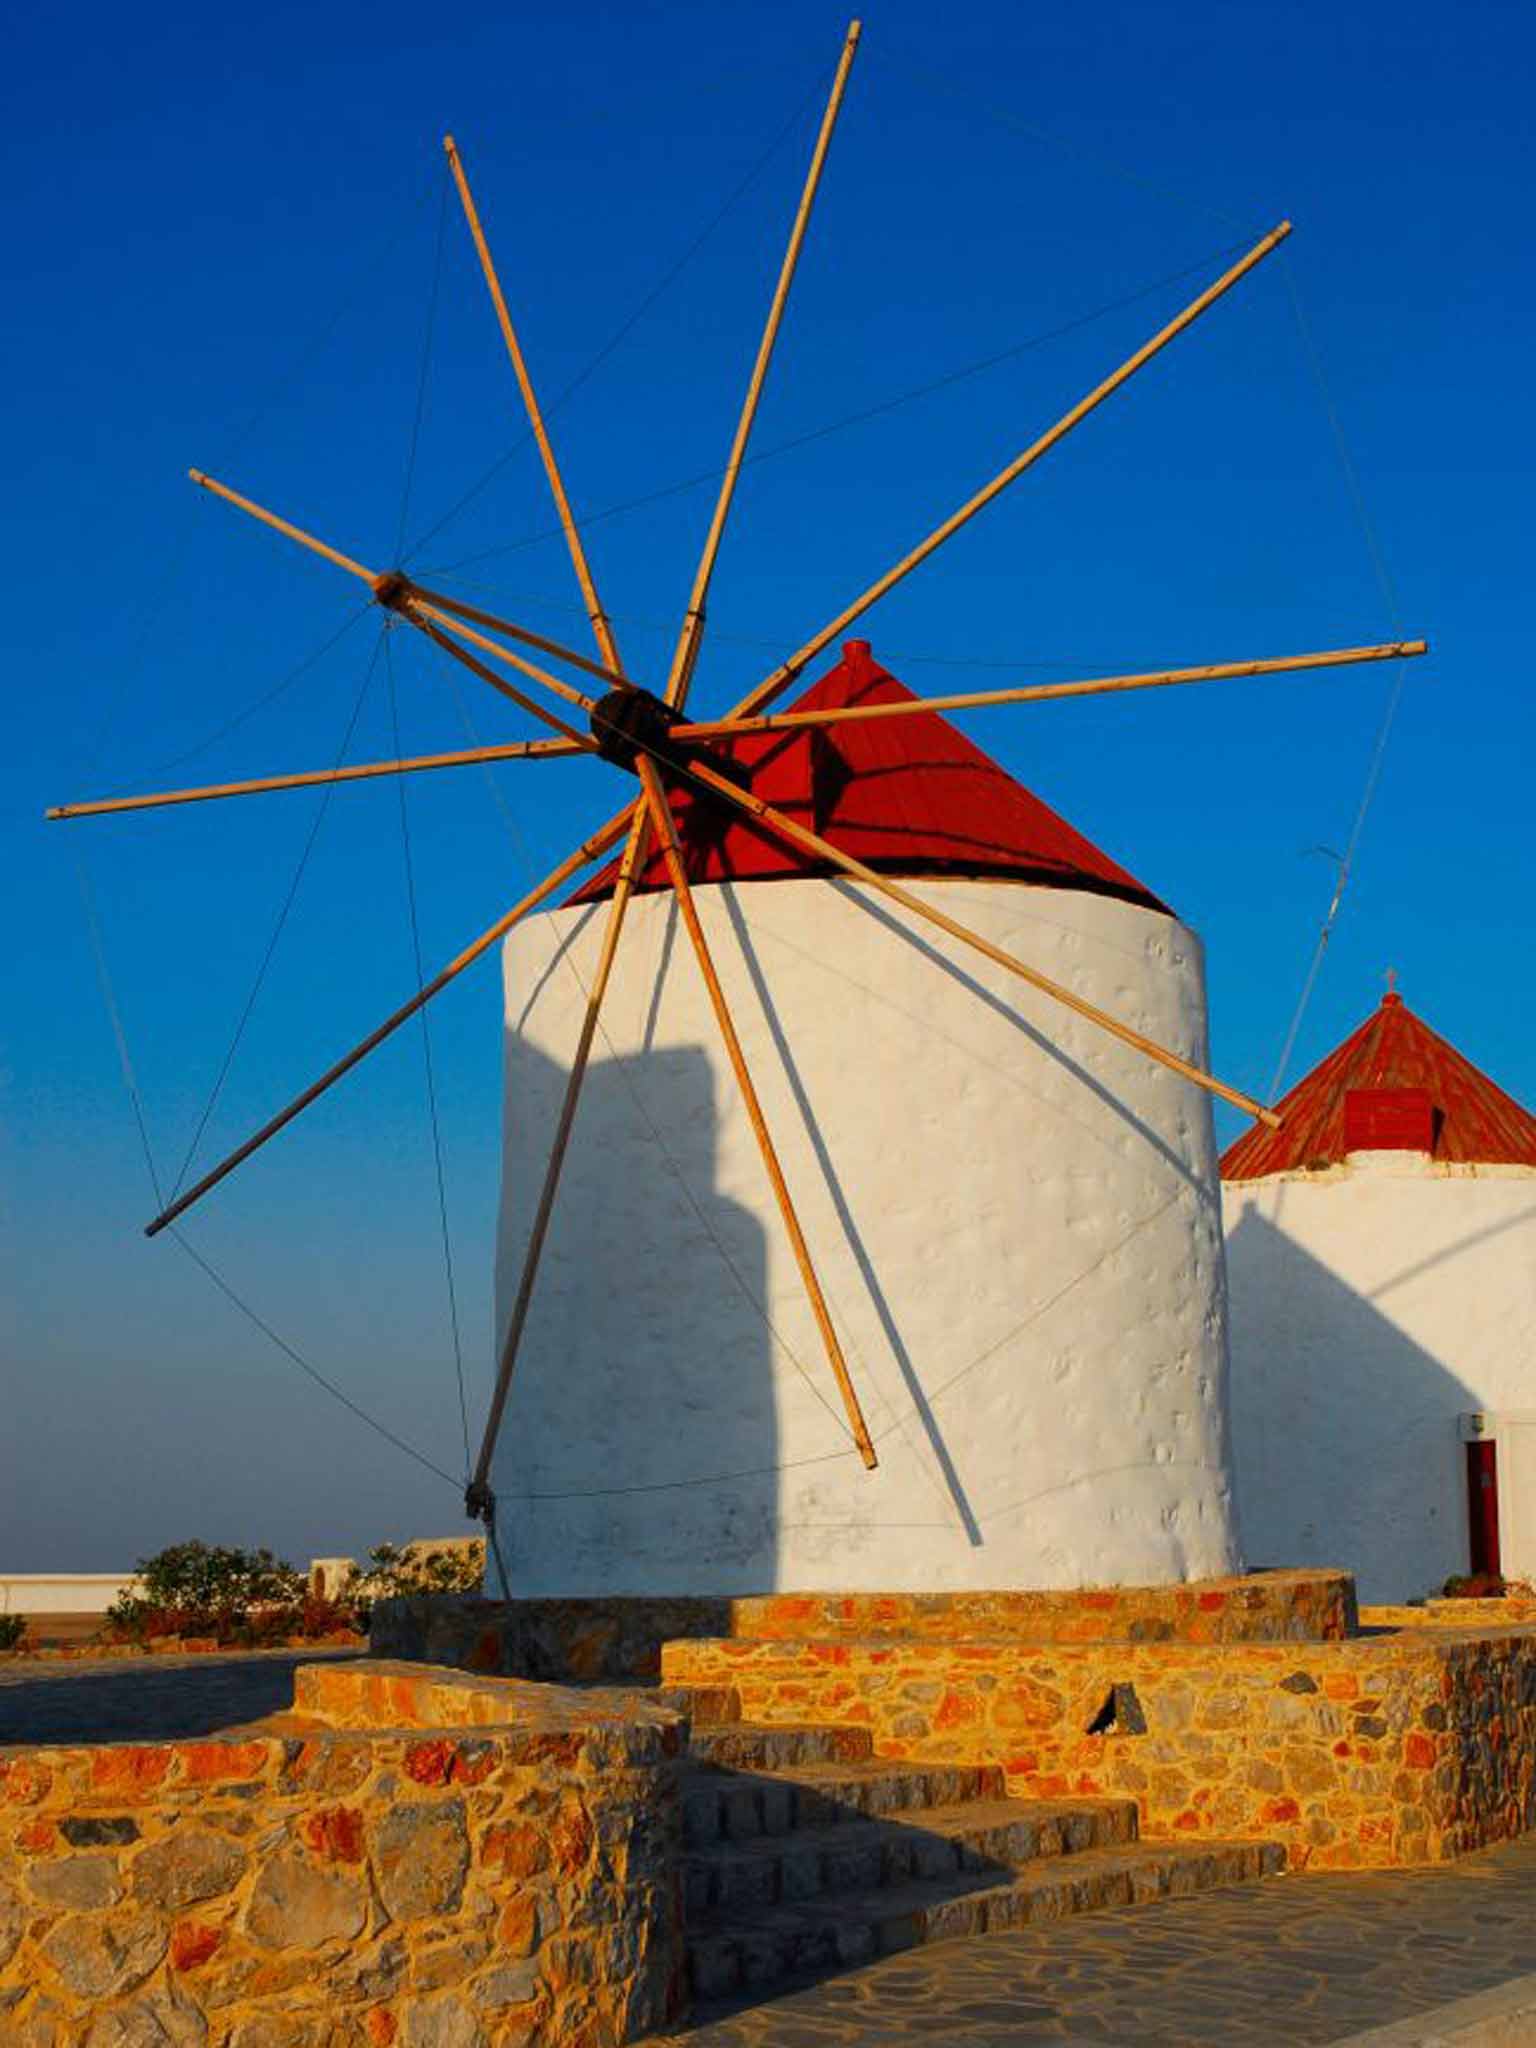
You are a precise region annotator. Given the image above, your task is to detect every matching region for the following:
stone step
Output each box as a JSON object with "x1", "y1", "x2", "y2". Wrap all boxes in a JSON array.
[
  {"x1": 655, "y1": 1682, "x2": 742, "y2": 1727},
  {"x1": 688, "y1": 1721, "x2": 874, "y2": 1770},
  {"x1": 684, "y1": 1796, "x2": 1140, "y2": 1917},
  {"x1": 683, "y1": 1758, "x2": 1010, "y2": 1846},
  {"x1": 687, "y1": 1837, "x2": 1285, "y2": 2005}
]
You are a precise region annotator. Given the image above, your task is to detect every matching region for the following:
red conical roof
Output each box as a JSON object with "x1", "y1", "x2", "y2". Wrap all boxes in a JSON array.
[
  {"x1": 1222, "y1": 993, "x2": 1536, "y2": 1179},
  {"x1": 571, "y1": 641, "x2": 1166, "y2": 911}
]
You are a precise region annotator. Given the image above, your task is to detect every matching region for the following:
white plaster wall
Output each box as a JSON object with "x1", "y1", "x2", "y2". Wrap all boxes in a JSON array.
[
  {"x1": 0, "y1": 1576, "x2": 139, "y2": 1614},
  {"x1": 492, "y1": 876, "x2": 1241, "y2": 1595},
  {"x1": 1224, "y1": 1165, "x2": 1536, "y2": 1604}
]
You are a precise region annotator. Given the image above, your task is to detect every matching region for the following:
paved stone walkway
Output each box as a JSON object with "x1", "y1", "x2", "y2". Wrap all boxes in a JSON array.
[
  {"x1": 670, "y1": 1836, "x2": 1536, "y2": 2044},
  {"x1": 0, "y1": 1647, "x2": 360, "y2": 1746}
]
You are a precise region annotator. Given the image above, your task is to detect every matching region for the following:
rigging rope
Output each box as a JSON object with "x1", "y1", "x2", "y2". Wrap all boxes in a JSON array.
[
  {"x1": 502, "y1": 1183, "x2": 1189, "y2": 1504},
  {"x1": 76, "y1": 167, "x2": 441, "y2": 796},
  {"x1": 875, "y1": 42, "x2": 1244, "y2": 234},
  {"x1": 403, "y1": 577, "x2": 1185, "y2": 676},
  {"x1": 400, "y1": 81, "x2": 822, "y2": 566},
  {"x1": 1265, "y1": 253, "x2": 1411, "y2": 1101},
  {"x1": 418, "y1": 233, "x2": 1255, "y2": 581},
  {"x1": 168, "y1": 1230, "x2": 463, "y2": 1490},
  {"x1": 75, "y1": 843, "x2": 461, "y2": 1492},
  {"x1": 394, "y1": 161, "x2": 452, "y2": 565},
  {"x1": 169, "y1": 628, "x2": 386, "y2": 1201},
  {"x1": 386, "y1": 632, "x2": 472, "y2": 1477},
  {"x1": 99, "y1": 603, "x2": 375, "y2": 802},
  {"x1": 380, "y1": 153, "x2": 474, "y2": 1478},
  {"x1": 430, "y1": 647, "x2": 861, "y2": 1447}
]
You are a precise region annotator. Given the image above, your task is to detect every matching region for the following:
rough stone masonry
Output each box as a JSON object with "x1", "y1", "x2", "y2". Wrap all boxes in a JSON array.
[{"x1": 0, "y1": 1663, "x2": 687, "y2": 2045}]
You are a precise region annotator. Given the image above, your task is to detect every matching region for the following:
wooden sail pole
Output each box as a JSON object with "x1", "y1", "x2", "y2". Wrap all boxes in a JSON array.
[
  {"x1": 47, "y1": 736, "x2": 581, "y2": 822},
  {"x1": 696, "y1": 221, "x2": 1293, "y2": 734},
  {"x1": 637, "y1": 757, "x2": 878, "y2": 1465},
  {"x1": 186, "y1": 219, "x2": 1293, "y2": 774},
  {"x1": 404, "y1": 583, "x2": 631, "y2": 692},
  {"x1": 189, "y1": 467, "x2": 378, "y2": 581},
  {"x1": 444, "y1": 135, "x2": 623, "y2": 675},
  {"x1": 142, "y1": 809, "x2": 634, "y2": 1237},
  {"x1": 187, "y1": 469, "x2": 596, "y2": 715},
  {"x1": 468, "y1": 21, "x2": 872, "y2": 1483},
  {"x1": 663, "y1": 20, "x2": 862, "y2": 710},
  {"x1": 50, "y1": 640, "x2": 1429, "y2": 823},
  {"x1": 443, "y1": 119, "x2": 690, "y2": 1502},
  {"x1": 162, "y1": 101, "x2": 679, "y2": 1240},
  {"x1": 406, "y1": 610, "x2": 593, "y2": 732},
  {"x1": 144, "y1": 224, "x2": 1296, "y2": 1236},
  {"x1": 467, "y1": 805, "x2": 654, "y2": 1496},
  {"x1": 671, "y1": 752, "x2": 1283, "y2": 1130},
  {"x1": 679, "y1": 640, "x2": 1430, "y2": 738}
]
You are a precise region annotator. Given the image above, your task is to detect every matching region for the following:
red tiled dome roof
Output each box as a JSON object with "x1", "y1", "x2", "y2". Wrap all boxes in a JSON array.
[
  {"x1": 1222, "y1": 993, "x2": 1536, "y2": 1179},
  {"x1": 571, "y1": 640, "x2": 1166, "y2": 912}
]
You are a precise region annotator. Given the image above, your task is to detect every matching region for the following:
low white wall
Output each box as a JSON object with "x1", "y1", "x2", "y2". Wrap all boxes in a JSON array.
[
  {"x1": 1224, "y1": 1161, "x2": 1536, "y2": 1603},
  {"x1": 0, "y1": 1576, "x2": 139, "y2": 1615},
  {"x1": 494, "y1": 875, "x2": 1240, "y2": 1596}
]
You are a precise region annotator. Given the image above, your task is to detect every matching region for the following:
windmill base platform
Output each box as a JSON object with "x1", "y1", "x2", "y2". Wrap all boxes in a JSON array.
[
  {"x1": 6, "y1": 1581, "x2": 1531, "y2": 2045},
  {"x1": 373, "y1": 1567, "x2": 1356, "y2": 1682},
  {"x1": 373, "y1": 1565, "x2": 1536, "y2": 1874}
]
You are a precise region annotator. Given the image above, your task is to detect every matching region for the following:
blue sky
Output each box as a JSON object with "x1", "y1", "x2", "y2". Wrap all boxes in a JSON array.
[{"x1": 4, "y1": 0, "x2": 1531, "y2": 1571}]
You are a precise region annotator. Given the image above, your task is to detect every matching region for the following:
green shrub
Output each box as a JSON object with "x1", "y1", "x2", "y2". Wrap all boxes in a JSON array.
[
  {"x1": 345, "y1": 1540, "x2": 485, "y2": 1624},
  {"x1": 0, "y1": 1614, "x2": 27, "y2": 1652},
  {"x1": 99, "y1": 1535, "x2": 483, "y2": 1645},
  {"x1": 105, "y1": 1540, "x2": 311, "y2": 1645},
  {"x1": 134, "y1": 1540, "x2": 304, "y2": 1613}
]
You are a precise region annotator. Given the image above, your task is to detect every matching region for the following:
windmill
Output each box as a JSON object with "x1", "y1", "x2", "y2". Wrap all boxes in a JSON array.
[{"x1": 50, "y1": 22, "x2": 1425, "y2": 1590}]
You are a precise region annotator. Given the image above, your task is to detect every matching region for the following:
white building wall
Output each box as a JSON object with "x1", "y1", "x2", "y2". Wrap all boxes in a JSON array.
[
  {"x1": 0, "y1": 1576, "x2": 139, "y2": 1615},
  {"x1": 492, "y1": 875, "x2": 1241, "y2": 1596},
  {"x1": 1224, "y1": 1163, "x2": 1536, "y2": 1603}
]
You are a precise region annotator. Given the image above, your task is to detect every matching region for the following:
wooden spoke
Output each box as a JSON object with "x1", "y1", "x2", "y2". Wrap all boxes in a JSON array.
[
  {"x1": 407, "y1": 610, "x2": 595, "y2": 732},
  {"x1": 143, "y1": 801, "x2": 641, "y2": 1238},
  {"x1": 676, "y1": 640, "x2": 1430, "y2": 740},
  {"x1": 637, "y1": 757, "x2": 878, "y2": 1467},
  {"x1": 468, "y1": 801, "x2": 655, "y2": 1495},
  {"x1": 47, "y1": 735, "x2": 586, "y2": 822},
  {"x1": 189, "y1": 468, "x2": 378, "y2": 587},
  {"x1": 445, "y1": 135, "x2": 623, "y2": 675},
  {"x1": 663, "y1": 20, "x2": 862, "y2": 712},
  {"x1": 669, "y1": 753, "x2": 1283, "y2": 1131},
  {"x1": 188, "y1": 469, "x2": 596, "y2": 722},
  {"x1": 701, "y1": 221, "x2": 1293, "y2": 734},
  {"x1": 405, "y1": 583, "x2": 632, "y2": 692},
  {"x1": 409, "y1": 599, "x2": 594, "y2": 712}
]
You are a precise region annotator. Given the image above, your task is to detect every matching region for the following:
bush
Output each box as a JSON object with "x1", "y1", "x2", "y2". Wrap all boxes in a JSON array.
[
  {"x1": 0, "y1": 1614, "x2": 27, "y2": 1652},
  {"x1": 98, "y1": 1535, "x2": 484, "y2": 1646},
  {"x1": 345, "y1": 1539, "x2": 485, "y2": 1624},
  {"x1": 104, "y1": 1540, "x2": 319, "y2": 1646}
]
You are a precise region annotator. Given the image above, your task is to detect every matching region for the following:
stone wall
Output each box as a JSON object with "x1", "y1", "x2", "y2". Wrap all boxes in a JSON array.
[
  {"x1": 370, "y1": 1571, "x2": 1357, "y2": 1684},
  {"x1": 661, "y1": 1623, "x2": 1536, "y2": 1871},
  {"x1": 0, "y1": 1662, "x2": 685, "y2": 2044}
]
